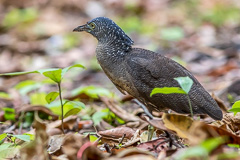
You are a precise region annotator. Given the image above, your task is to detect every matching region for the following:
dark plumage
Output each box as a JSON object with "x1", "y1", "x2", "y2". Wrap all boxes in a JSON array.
[{"x1": 73, "y1": 17, "x2": 223, "y2": 120}]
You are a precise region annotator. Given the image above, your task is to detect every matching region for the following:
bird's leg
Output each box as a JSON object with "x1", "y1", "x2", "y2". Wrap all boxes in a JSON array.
[{"x1": 134, "y1": 99, "x2": 154, "y2": 119}]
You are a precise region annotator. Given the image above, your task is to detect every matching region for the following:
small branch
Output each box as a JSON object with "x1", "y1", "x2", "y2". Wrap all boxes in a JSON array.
[
  {"x1": 58, "y1": 82, "x2": 64, "y2": 134},
  {"x1": 119, "y1": 133, "x2": 126, "y2": 145},
  {"x1": 104, "y1": 143, "x2": 111, "y2": 153}
]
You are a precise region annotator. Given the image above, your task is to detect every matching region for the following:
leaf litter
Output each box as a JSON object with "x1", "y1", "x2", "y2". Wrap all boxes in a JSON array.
[{"x1": 1, "y1": 0, "x2": 240, "y2": 159}]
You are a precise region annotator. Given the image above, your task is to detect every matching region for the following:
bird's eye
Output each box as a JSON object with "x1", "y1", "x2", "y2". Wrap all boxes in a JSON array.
[{"x1": 89, "y1": 23, "x2": 95, "y2": 29}]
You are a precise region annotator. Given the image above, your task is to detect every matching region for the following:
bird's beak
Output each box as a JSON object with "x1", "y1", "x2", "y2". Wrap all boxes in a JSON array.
[{"x1": 73, "y1": 24, "x2": 91, "y2": 32}]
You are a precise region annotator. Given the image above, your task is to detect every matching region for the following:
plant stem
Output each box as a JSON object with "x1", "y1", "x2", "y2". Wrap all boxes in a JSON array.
[
  {"x1": 187, "y1": 95, "x2": 193, "y2": 118},
  {"x1": 58, "y1": 82, "x2": 64, "y2": 134}
]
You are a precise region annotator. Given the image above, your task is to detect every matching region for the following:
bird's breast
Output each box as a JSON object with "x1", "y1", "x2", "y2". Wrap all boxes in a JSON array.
[{"x1": 96, "y1": 48, "x2": 138, "y2": 97}]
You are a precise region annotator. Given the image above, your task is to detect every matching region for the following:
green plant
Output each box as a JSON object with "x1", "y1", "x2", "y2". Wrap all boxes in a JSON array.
[
  {"x1": 0, "y1": 64, "x2": 85, "y2": 133},
  {"x1": 229, "y1": 100, "x2": 240, "y2": 116},
  {"x1": 92, "y1": 108, "x2": 125, "y2": 126},
  {"x1": 175, "y1": 137, "x2": 226, "y2": 160},
  {"x1": 151, "y1": 76, "x2": 193, "y2": 117}
]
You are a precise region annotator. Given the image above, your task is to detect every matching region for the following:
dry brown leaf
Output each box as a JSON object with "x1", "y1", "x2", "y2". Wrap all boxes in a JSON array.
[
  {"x1": 146, "y1": 117, "x2": 171, "y2": 133},
  {"x1": 77, "y1": 142, "x2": 107, "y2": 160},
  {"x1": 122, "y1": 129, "x2": 140, "y2": 148},
  {"x1": 162, "y1": 113, "x2": 193, "y2": 138},
  {"x1": 47, "y1": 115, "x2": 78, "y2": 131},
  {"x1": 106, "y1": 148, "x2": 156, "y2": 160},
  {"x1": 137, "y1": 137, "x2": 168, "y2": 153},
  {"x1": 208, "y1": 60, "x2": 238, "y2": 77},
  {"x1": 100, "y1": 97, "x2": 144, "y2": 123},
  {"x1": 189, "y1": 120, "x2": 240, "y2": 145},
  {"x1": 99, "y1": 127, "x2": 136, "y2": 147},
  {"x1": 16, "y1": 105, "x2": 58, "y2": 119},
  {"x1": 48, "y1": 134, "x2": 65, "y2": 154},
  {"x1": 61, "y1": 133, "x2": 89, "y2": 160},
  {"x1": 20, "y1": 120, "x2": 49, "y2": 160},
  {"x1": 107, "y1": 155, "x2": 156, "y2": 160},
  {"x1": 99, "y1": 127, "x2": 135, "y2": 139},
  {"x1": 78, "y1": 120, "x2": 93, "y2": 129}
]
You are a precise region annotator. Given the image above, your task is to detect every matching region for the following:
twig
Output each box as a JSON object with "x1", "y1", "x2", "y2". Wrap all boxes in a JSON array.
[
  {"x1": 104, "y1": 143, "x2": 112, "y2": 153},
  {"x1": 118, "y1": 133, "x2": 126, "y2": 145},
  {"x1": 153, "y1": 139, "x2": 169, "y2": 150}
]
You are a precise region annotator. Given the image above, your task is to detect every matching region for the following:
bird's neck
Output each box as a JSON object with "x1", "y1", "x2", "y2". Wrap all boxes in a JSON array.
[{"x1": 96, "y1": 42, "x2": 127, "y2": 60}]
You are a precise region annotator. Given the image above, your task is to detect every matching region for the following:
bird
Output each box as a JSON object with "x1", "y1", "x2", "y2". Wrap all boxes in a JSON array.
[{"x1": 73, "y1": 17, "x2": 223, "y2": 120}]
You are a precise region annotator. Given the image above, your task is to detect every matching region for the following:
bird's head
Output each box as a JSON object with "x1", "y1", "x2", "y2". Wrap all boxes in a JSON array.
[{"x1": 73, "y1": 17, "x2": 134, "y2": 51}]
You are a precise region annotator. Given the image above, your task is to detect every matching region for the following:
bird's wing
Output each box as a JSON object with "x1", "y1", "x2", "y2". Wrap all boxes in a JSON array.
[{"x1": 127, "y1": 54, "x2": 198, "y2": 85}]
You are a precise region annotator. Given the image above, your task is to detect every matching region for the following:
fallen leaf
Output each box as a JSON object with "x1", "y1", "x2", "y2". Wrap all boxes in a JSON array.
[
  {"x1": 106, "y1": 148, "x2": 156, "y2": 160},
  {"x1": 98, "y1": 127, "x2": 135, "y2": 139},
  {"x1": 20, "y1": 120, "x2": 49, "y2": 160},
  {"x1": 162, "y1": 113, "x2": 193, "y2": 138},
  {"x1": 137, "y1": 137, "x2": 168, "y2": 153},
  {"x1": 62, "y1": 133, "x2": 89, "y2": 160},
  {"x1": 48, "y1": 134, "x2": 65, "y2": 154},
  {"x1": 77, "y1": 141, "x2": 107, "y2": 160},
  {"x1": 16, "y1": 105, "x2": 58, "y2": 119}
]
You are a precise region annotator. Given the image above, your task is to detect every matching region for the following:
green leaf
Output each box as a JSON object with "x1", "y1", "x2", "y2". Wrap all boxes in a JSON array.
[
  {"x1": 2, "y1": 108, "x2": 15, "y2": 121},
  {"x1": 42, "y1": 69, "x2": 62, "y2": 83},
  {"x1": 14, "y1": 80, "x2": 41, "y2": 95},
  {"x1": 174, "y1": 76, "x2": 193, "y2": 94},
  {"x1": 0, "y1": 92, "x2": 11, "y2": 99},
  {"x1": 64, "y1": 108, "x2": 81, "y2": 118},
  {"x1": 0, "y1": 143, "x2": 17, "y2": 159},
  {"x1": 175, "y1": 137, "x2": 225, "y2": 160},
  {"x1": 23, "y1": 133, "x2": 35, "y2": 141},
  {"x1": 45, "y1": 92, "x2": 59, "y2": 104},
  {"x1": 0, "y1": 143, "x2": 12, "y2": 151},
  {"x1": 66, "y1": 101, "x2": 86, "y2": 109},
  {"x1": 160, "y1": 27, "x2": 184, "y2": 41},
  {"x1": 0, "y1": 64, "x2": 84, "y2": 84},
  {"x1": 92, "y1": 108, "x2": 115, "y2": 125},
  {"x1": 72, "y1": 86, "x2": 113, "y2": 99},
  {"x1": 176, "y1": 146, "x2": 208, "y2": 160},
  {"x1": 229, "y1": 100, "x2": 240, "y2": 116},
  {"x1": 0, "y1": 68, "x2": 59, "y2": 76},
  {"x1": 14, "y1": 80, "x2": 36, "y2": 90},
  {"x1": 63, "y1": 101, "x2": 85, "y2": 118},
  {"x1": 22, "y1": 112, "x2": 34, "y2": 128},
  {"x1": 0, "y1": 133, "x2": 7, "y2": 141},
  {"x1": 30, "y1": 92, "x2": 47, "y2": 105},
  {"x1": 47, "y1": 100, "x2": 85, "y2": 116},
  {"x1": 10, "y1": 134, "x2": 30, "y2": 142},
  {"x1": 61, "y1": 64, "x2": 85, "y2": 79},
  {"x1": 201, "y1": 137, "x2": 226, "y2": 152},
  {"x1": 228, "y1": 144, "x2": 240, "y2": 148},
  {"x1": 228, "y1": 108, "x2": 240, "y2": 116},
  {"x1": 217, "y1": 152, "x2": 239, "y2": 160},
  {"x1": 92, "y1": 110, "x2": 109, "y2": 125},
  {"x1": 89, "y1": 135, "x2": 98, "y2": 142},
  {"x1": 2, "y1": 8, "x2": 38, "y2": 28},
  {"x1": 0, "y1": 70, "x2": 39, "y2": 76},
  {"x1": 150, "y1": 87, "x2": 186, "y2": 96},
  {"x1": 232, "y1": 100, "x2": 240, "y2": 109}
]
